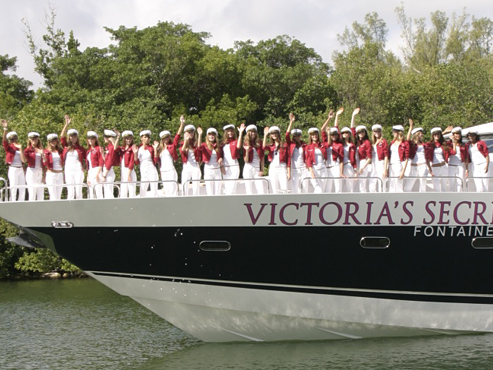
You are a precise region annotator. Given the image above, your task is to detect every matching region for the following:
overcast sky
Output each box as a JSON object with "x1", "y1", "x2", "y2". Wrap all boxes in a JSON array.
[{"x1": 2, "y1": 0, "x2": 492, "y2": 88}]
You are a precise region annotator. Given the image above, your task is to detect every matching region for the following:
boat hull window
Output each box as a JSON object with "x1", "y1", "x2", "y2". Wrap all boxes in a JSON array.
[
  {"x1": 199, "y1": 241, "x2": 231, "y2": 252},
  {"x1": 360, "y1": 237, "x2": 390, "y2": 249},
  {"x1": 472, "y1": 237, "x2": 493, "y2": 249}
]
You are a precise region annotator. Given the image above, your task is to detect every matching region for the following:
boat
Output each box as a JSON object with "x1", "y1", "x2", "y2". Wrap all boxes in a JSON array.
[{"x1": 1, "y1": 125, "x2": 493, "y2": 342}]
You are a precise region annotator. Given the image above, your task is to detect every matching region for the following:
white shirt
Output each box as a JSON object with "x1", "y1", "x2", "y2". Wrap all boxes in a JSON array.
[
  {"x1": 206, "y1": 150, "x2": 220, "y2": 169},
  {"x1": 433, "y1": 146, "x2": 444, "y2": 164},
  {"x1": 390, "y1": 144, "x2": 400, "y2": 164},
  {"x1": 292, "y1": 146, "x2": 304, "y2": 170},
  {"x1": 250, "y1": 148, "x2": 261, "y2": 169},
  {"x1": 138, "y1": 146, "x2": 154, "y2": 169},
  {"x1": 11, "y1": 151, "x2": 22, "y2": 167},
  {"x1": 185, "y1": 149, "x2": 199, "y2": 168},
  {"x1": 412, "y1": 145, "x2": 426, "y2": 165},
  {"x1": 314, "y1": 148, "x2": 324, "y2": 167},
  {"x1": 160, "y1": 148, "x2": 175, "y2": 171},
  {"x1": 52, "y1": 152, "x2": 63, "y2": 171},
  {"x1": 469, "y1": 143, "x2": 486, "y2": 165},
  {"x1": 65, "y1": 150, "x2": 81, "y2": 170},
  {"x1": 222, "y1": 142, "x2": 237, "y2": 167}
]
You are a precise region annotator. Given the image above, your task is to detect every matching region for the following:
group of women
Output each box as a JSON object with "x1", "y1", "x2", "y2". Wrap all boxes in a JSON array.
[{"x1": 1, "y1": 109, "x2": 491, "y2": 201}]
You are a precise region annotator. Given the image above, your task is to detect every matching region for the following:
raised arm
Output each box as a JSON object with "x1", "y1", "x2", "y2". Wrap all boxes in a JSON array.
[
  {"x1": 287, "y1": 113, "x2": 295, "y2": 133},
  {"x1": 263, "y1": 126, "x2": 269, "y2": 148},
  {"x1": 2, "y1": 120, "x2": 8, "y2": 142},
  {"x1": 237, "y1": 123, "x2": 245, "y2": 149},
  {"x1": 334, "y1": 107, "x2": 344, "y2": 128},
  {"x1": 350, "y1": 107, "x2": 360, "y2": 129},
  {"x1": 197, "y1": 127, "x2": 203, "y2": 147},
  {"x1": 61, "y1": 114, "x2": 71, "y2": 137},
  {"x1": 177, "y1": 115, "x2": 185, "y2": 136},
  {"x1": 321, "y1": 109, "x2": 334, "y2": 132},
  {"x1": 407, "y1": 119, "x2": 414, "y2": 141}
]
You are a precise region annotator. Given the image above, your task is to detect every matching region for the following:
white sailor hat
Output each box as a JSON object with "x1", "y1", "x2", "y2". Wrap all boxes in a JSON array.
[
  {"x1": 139, "y1": 130, "x2": 151, "y2": 137},
  {"x1": 355, "y1": 125, "x2": 367, "y2": 133},
  {"x1": 452, "y1": 127, "x2": 462, "y2": 133},
  {"x1": 206, "y1": 128, "x2": 218, "y2": 135},
  {"x1": 28, "y1": 132, "x2": 40, "y2": 138},
  {"x1": 291, "y1": 129, "x2": 302, "y2": 135},
  {"x1": 392, "y1": 125, "x2": 404, "y2": 132},
  {"x1": 411, "y1": 127, "x2": 423, "y2": 135},
  {"x1": 159, "y1": 130, "x2": 171, "y2": 138},
  {"x1": 122, "y1": 130, "x2": 133, "y2": 137},
  {"x1": 467, "y1": 130, "x2": 479, "y2": 136},
  {"x1": 223, "y1": 124, "x2": 235, "y2": 131},
  {"x1": 6, "y1": 131, "x2": 17, "y2": 140},
  {"x1": 104, "y1": 129, "x2": 116, "y2": 137},
  {"x1": 371, "y1": 124, "x2": 382, "y2": 131},
  {"x1": 246, "y1": 124, "x2": 257, "y2": 132},
  {"x1": 340, "y1": 127, "x2": 351, "y2": 134},
  {"x1": 87, "y1": 130, "x2": 98, "y2": 138},
  {"x1": 308, "y1": 127, "x2": 319, "y2": 134},
  {"x1": 329, "y1": 127, "x2": 339, "y2": 134},
  {"x1": 67, "y1": 128, "x2": 78, "y2": 136},
  {"x1": 268, "y1": 126, "x2": 280, "y2": 134},
  {"x1": 430, "y1": 127, "x2": 442, "y2": 135},
  {"x1": 47, "y1": 133, "x2": 58, "y2": 141}
]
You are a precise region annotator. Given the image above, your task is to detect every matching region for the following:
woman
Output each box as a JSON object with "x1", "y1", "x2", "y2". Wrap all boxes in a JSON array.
[
  {"x1": 388, "y1": 125, "x2": 410, "y2": 192},
  {"x1": 221, "y1": 123, "x2": 244, "y2": 195},
  {"x1": 243, "y1": 124, "x2": 265, "y2": 195},
  {"x1": 466, "y1": 130, "x2": 490, "y2": 192},
  {"x1": 349, "y1": 108, "x2": 371, "y2": 192},
  {"x1": 200, "y1": 127, "x2": 223, "y2": 195},
  {"x1": 340, "y1": 127, "x2": 357, "y2": 193},
  {"x1": 305, "y1": 127, "x2": 327, "y2": 194},
  {"x1": 115, "y1": 131, "x2": 137, "y2": 198},
  {"x1": 153, "y1": 115, "x2": 184, "y2": 197},
  {"x1": 263, "y1": 125, "x2": 289, "y2": 194},
  {"x1": 61, "y1": 115, "x2": 86, "y2": 200},
  {"x1": 24, "y1": 132, "x2": 45, "y2": 201},
  {"x1": 86, "y1": 131, "x2": 104, "y2": 199},
  {"x1": 369, "y1": 124, "x2": 389, "y2": 193},
  {"x1": 42, "y1": 134, "x2": 64, "y2": 200},
  {"x1": 101, "y1": 129, "x2": 120, "y2": 199},
  {"x1": 404, "y1": 120, "x2": 432, "y2": 192},
  {"x1": 135, "y1": 130, "x2": 159, "y2": 197},
  {"x1": 447, "y1": 127, "x2": 467, "y2": 192},
  {"x1": 325, "y1": 127, "x2": 344, "y2": 193},
  {"x1": 426, "y1": 127, "x2": 450, "y2": 192},
  {"x1": 1, "y1": 120, "x2": 26, "y2": 201},
  {"x1": 285, "y1": 113, "x2": 307, "y2": 194},
  {"x1": 180, "y1": 125, "x2": 202, "y2": 196}
]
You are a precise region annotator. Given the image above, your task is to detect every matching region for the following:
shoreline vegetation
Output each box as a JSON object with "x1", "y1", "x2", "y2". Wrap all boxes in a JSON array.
[{"x1": 2, "y1": 7, "x2": 493, "y2": 279}]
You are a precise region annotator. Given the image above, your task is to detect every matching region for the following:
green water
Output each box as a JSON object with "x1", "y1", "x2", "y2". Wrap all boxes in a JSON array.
[{"x1": 2, "y1": 279, "x2": 493, "y2": 370}]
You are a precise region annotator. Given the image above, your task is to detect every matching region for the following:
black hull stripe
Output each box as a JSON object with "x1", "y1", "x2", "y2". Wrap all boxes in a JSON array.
[{"x1": 92, "y1": 272, "x2": 493, "y2": 305}]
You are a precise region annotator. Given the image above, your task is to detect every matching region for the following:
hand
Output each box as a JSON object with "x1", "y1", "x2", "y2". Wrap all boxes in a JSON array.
[
  {"x1": 1, "y1": 119, "x2": 7, "y2": 129},
  {"x1": 409, "y1": 118, "x2": 414, "y2": 127},
  {"x1": 65, "y1": 114, "x2": 71, "y2": 125},
  {"x1": 264, "y1": 127, "x2": 269, "y2": 136},
  {"x1": 197, "y1": 127, "x2": 203, "y2": 136},
  {"x1": 114, "y1": 129, "x2": 120, "y2": 137},
  {"x1": 328, "y1": 109, "x2": 334, "y2": 120},
  {"x1": 128, "y1": 174, "x2": 132, "y2": 182},
  {"x1": 287, "y1": 173, "x2": 291, "y2": 181},
  {"x1": 352, "y1": 107, "x2": 360, "y2": 117},
  {"x1": 258, "y1": 171, "x2": 263, "y2": 177},
  {"x1": 13, "y1": 143, "x2": 22, "y2": 149},
  {"x1": 217, "y1": 158, "x2": 223, "y2": 165},
  {"x1": 382, "y1": 171, "x2": 388, "y2": 179},
  {"x1": 399, "y1": 171, "x2": 405, "y2": 179},
  {"x1": 238, "y1": 123, "x2": 246, "y2": 133},
  {"x1": 336, "y1": 107, "x2": 344, "y2": 116},
  {"x1": 35, "y1": 148, "x2": 43, "y2": 154},
  {"x1": 180, "y1": 115, "x2": 185, "y2": 124},
  {"x1": 485, "y1": 165, "x2": 489, "y2": 174},
  {"x1": 132, "y1": 144, "x2": 138, "y2": 154},
  {"x1": 153, "y1": 141, "x2": 159, "y2": 149},
  {"x1": 430, "y1": 171, "x2": 434, "y2": 177},
  {"x1": 289, "y1": 112, "x2": 295, "y2": 123},
  {"x1": 340, "y1": 173, "x2": 348, "y2": 179}
]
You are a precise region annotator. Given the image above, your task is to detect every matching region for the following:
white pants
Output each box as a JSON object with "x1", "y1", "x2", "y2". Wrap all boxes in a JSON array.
[
  {"x1": 140, "y1": 164, "x2": 159, "y2": 197},
  {"x1": 160, "y1": 168, "x2": 178, "y2": 196},
  {"x1": 358, "y1": 159, "x2": 371, "y2": 193},
  {"x1": 389, "y1": 162, "x2": 404, "y2": 192},
  {"x1": 26, "y1": 167, "x2": 44, "y2": 201},
  {"x1": 204, "y1": 165, "x2": 222, "y2": 195},
  {"x1": 309, "y1": 165, "x2": 326, "y2": 194},
  {"x1": 45, "y1": 171, "x2": 63, "y2": 200},
  {"x1": 87, "y1": 167, "x2": 103, "y2": 199},
  {"x1": 448, "y1": 164, "x2": 465, "y2": 192},
  {"x1": 65, "y1": 167, "x2": 84, "y2": 200},
  {"x1": 431, "y1": 164, "x2": 448, "y2": 192},
  {"x1": 470, "y1": 162, "x2": 489, "y2": 192},
  {"x1": 326, "y1": 165, "x2": 342, "y2": 193},
  {"x1": 121, "y1": 167, "x2": 137, "y2": 198},
  {"x1": 103, "y1": 167, "x2": 115, "y2": 199},
  {"x1": 8, "y1": 166, "x2": 26, "y2": 201},
  {"x1": 243, "y1": 163, "x2": 265, "y2": 195},
  {"x1": 182, "y1": 164, "x2": 201, "y2": 196},
  {"x1": 290, "y1": 167, "x2": 306, "y2": 194},
  {"x1": 369, "y1": 159, "x2": 386, "y2": 192},
  {"x1": 342, "y1": 164, "x2": 355, "y2": 193},
  {"x1": 405, "y1": 164, "x2": 429, "y2": 192},
  {"x1": 269, "y1": 164, "x2": 288, "y2": 194},
  {"x1": 223, "y1": 165, "x2": 240, "y2": 195}
]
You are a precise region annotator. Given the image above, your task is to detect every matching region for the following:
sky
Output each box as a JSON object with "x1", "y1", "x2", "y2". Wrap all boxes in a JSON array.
[{"x1": 1, "y1": 0, "x2": 492, "y2": 88}]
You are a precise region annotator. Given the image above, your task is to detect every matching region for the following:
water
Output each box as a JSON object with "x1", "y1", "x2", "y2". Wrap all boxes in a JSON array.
[{"x1": 2, "y1": 279, "x2": 493, "y2": 370}]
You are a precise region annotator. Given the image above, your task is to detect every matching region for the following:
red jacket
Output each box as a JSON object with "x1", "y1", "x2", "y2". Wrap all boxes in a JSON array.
[
  {"x1": 243, "y1": 144, "x2": 265, "y2": 164},
  {"x1": 2, "y1": 139, "x2": 21, "y2": 165},
  {"x1": 264, "y1": 142, "x2": 289, "y2": 164},
  {"x1": 115, "y1": 146, "x2": 135, "y2": 170},
  {"x1": 43, "y1": 149, "x2": 64, "y2": 170},
  {"x1": 326, "y1": 142, "x2": 344, "y2": 164},
  {"x1": 374, "y1": 139, "x2": 389, "y2": 161},
  {"x1": 61, "y1": 137, "x2": 86, "y2": 168},
  {"x1": 389, "y1": 140, "x2": 410, "y2": 162},
  {"x1": 104, "y1": 142, "x2": 120, "y2": 170},
  {"x1": 425, "y1": 141, "x2": 451, "y2": 163},
  {"x1": 179, "y1": 144, "x2": 201, "y2": 164},
  {"x1": 305, "y1": 142, "x2": 327, "y2": 168},
  {"x1": 24, "y1": 146, "x2": 44, "y2": 169},
  {"x1": 221, "y1": 139, "x2": 240, "y2": 160},
  {"x1": 136, "y1": 144, "x2": 158, "y2": 165},
  {"x1": 466, "y1": 141, "x2": 489, "y2": 162},
  {"x1": 200, "y1": 142, "x2": 223, "y2": 164},
  {"x1": 343, "y1": 142, "x2": 357, "y2": 169},
  {"x1": 285, "y1": 132, "x2": 307, "y2": 167},
  {"x1": 356, "y1": 139, "x2": 372, "y2": 161},
  {"x1": 86, "y1": 146, "x2": 104, "y2": 169}
]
